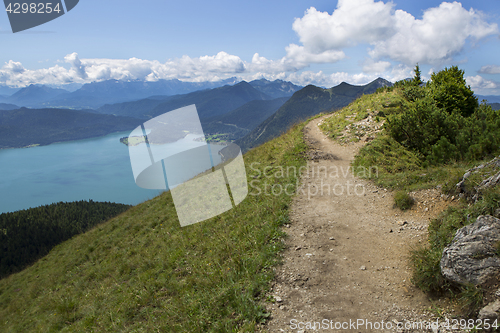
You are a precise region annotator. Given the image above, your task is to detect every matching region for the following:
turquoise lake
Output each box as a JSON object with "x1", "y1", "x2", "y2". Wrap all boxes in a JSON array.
[{"x1": 0, "y1": 132, "x2": 222, "y2": 215}]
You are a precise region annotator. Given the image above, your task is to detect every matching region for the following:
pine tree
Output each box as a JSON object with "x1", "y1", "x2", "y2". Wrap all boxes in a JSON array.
[{"x1": 413, "y1": 64, "x2": 423, "y2": 86}]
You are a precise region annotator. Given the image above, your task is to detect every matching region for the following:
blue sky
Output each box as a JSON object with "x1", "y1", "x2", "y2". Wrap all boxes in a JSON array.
[{"x1": 1, "y1": 0, "x2": 500, "y2": 94}]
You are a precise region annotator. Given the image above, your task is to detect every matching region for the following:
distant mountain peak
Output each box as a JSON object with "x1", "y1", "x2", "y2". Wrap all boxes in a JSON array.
[
  {"x1": 249, "y1": 79, "x2": 303, "y2": 98},
  {"x1": 238, "y1": 78, "x2": 393, "y2": 151}
]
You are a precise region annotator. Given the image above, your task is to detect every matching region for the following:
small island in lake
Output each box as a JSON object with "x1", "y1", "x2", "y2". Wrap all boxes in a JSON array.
[{"x1": 120, "y1": 136, "x2": 147, "y2": 146}]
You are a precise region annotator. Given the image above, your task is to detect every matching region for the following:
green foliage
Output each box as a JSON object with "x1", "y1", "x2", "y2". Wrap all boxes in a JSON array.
[
  {"x1": 0, "y1": 122, "x2": 308, "y2": 332},
  {"x1": 427, "y1": 66, "x2": 478, "y2": 117},
  {"x1": 402, "y1": 84, "x2": 427, "y2": 102},
  {"x1": 354, "y1": 135, "x2": 421, "y2": 175},
  {"x1": 394, "y1": 191, "x2": 414, "y2": 210},
  {"x1": 386, "y1": 69, "x2": 500, "y2": 165},
  {"x1": 410, "y1": 246, "x2": 447, "y2": 292},
  {"x1": 413, "y1": 64, "x2": 423, "y2": 86},
  {"x1": 458, "y1": 285, "x2": 484, "y2": 317},
  {"x1": 0, "y1": 200, "x2": 131, "y2": 278}
]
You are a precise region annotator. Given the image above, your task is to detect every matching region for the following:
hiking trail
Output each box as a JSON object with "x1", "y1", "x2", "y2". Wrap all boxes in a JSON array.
[{"x1": 263, "y1": 115, "x2": 457, "y2": 332}]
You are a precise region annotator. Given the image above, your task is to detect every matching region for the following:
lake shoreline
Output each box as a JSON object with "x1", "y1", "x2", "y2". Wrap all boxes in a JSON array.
[{"x1": 0, "y1": 129, "x2": 135, "y2": 150}]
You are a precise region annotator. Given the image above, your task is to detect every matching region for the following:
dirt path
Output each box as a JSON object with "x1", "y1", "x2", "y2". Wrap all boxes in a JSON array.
[{"x1": 263, "y1": 116, "x2": 454, "y2": 332}]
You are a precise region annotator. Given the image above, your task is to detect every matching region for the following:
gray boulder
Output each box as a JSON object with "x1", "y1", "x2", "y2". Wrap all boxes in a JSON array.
[
  {"x1": 441, "y1": 215, "x2": 500, "y2": 285},
  {"x1": 456, "y1": 156, "x2": 500, "y2": 202},
  {"x1": 478, "y1": 300, "x2": 500, "y2": 322}
]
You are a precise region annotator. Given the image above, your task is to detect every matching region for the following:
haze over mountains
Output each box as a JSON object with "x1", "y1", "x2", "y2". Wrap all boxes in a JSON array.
[
  {"x1": 0, "y1": 78, "x2": 392, "y2": 149},
  {"x1": 0, "y1": 78, "x2": 300, "y2": 110},
  {"x1": 3, "y1": 76, "x2": 498, "y2": 150},
  {"x1": 0, "y1": 78, "x2": 302, "y2": 148}
]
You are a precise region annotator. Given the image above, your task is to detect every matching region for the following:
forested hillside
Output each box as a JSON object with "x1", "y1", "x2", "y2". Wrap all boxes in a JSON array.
[
  {"x1": 0, "y1": 200, "x2": 131, "y2": 277},
  {"x1": 201, "y1": 97, "x2": 288, "y2": 142},
  {"x1": 0, "y1": 108, "x2": 142, "y2": 148}
]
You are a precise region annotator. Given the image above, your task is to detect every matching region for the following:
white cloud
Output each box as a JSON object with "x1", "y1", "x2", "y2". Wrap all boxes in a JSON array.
[
  {"x1": 64, "y1": 52, "x2": 87, "y2": 79},
  {"x1": 247, "y1": 53, "x2": 298, "y2": 73},
  {"x1": 284, "y1": 45, "x2": 345, "y2": 66},
  {"x1": 79, "y1": 52, "x2": 246, "y2": 83},
  {"x1": 292, "y1": 1, "x2": 395, "y2": 52},
  {"x1": 0, "y1": 52, "x2": 250, "y2": 87},
  {"x1": 290, "y1": 1, "x2": 498, "y2": 68},
  {"x1": 0, "y1": 53, "x2": 404, "y2": 90},
  {"x1": 0, "y1": 60, "x2": 76, "y2": 87},
  {"x1": 283, "y1": 71, "x2": 378, "y2": 88},
  {"x1": 466, "y1": 75, "x2": 499, "y2": 90},
  {"x1": 478, "y1": 65, "x2": 500, "y2": 74},
  {"x1": 3, "y1": 60, "x2": 25, "y2": 74},
  {"x1": 370, "y1": 2, "x2": 499, "y2": 65},
  {"x1": 363, "y1": 59, "x2": 392, "y2": 73},
  {"x1": 389, "y1": 64, "x2": 414, "y2": 82}
]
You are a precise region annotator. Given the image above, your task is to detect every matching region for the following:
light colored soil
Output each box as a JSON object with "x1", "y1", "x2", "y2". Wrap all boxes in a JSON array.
[{"x1": 262, "y1": 115, "x2": 461, "y2": 333}]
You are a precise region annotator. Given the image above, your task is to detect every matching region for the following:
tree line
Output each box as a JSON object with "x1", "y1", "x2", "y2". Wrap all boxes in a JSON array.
[{"x1": 0, "y1": 200, "x2": 131, "y2": 278}]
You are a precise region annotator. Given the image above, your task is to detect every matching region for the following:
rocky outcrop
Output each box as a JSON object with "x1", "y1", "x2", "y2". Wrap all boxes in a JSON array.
[
  {"x1": 440, "y1": 215, "x2": 500, "y2": 285},
  {"x1": 478, "y1": 300, "x2": 500, "y2": 322},
  {"x1": 456, "y1": 156, "x2": 500, "y2": 202}
]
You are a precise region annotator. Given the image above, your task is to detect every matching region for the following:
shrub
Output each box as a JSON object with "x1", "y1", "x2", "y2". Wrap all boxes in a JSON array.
[
  {"x1": 394, "y1": 191, "x2": 414, "y2": 210},
  {"x1": 427, "y1": 66, "x2": 478, "y2": 117},
  {"x1": 386, "y1": 91, "x2": 500, "y2": 165},
  {"x1": 410, "y1": 246, "x2": 447, "y2": 292}
]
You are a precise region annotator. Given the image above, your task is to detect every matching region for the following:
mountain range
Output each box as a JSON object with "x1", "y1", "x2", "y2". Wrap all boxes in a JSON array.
[
  {"x1": 0, "y1": 78, "x2": 394, "y2": 149},
  {"x1": 0, "y1": 78, "x2": 301, "y2": 110},
  {"x1": 96, "y1": 79, "x2": 301, "y2": 119},
  {"x1": 477, "y1": 95, "x2": 500, "y2": 104},
  {"x1": 237, "y1": 78, "x2": 392, "y2": 151}
]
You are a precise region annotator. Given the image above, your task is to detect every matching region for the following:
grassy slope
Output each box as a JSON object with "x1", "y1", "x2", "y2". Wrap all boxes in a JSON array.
[
  {"x1": 0, "y1": 124, "x2": 307, "y2": 332},
  {"x1": 320, "y1": 90, "x2": 470, "y2": 192},
  {"x1": 238, "y1": 79, "x2": 391, "y2": 152}
]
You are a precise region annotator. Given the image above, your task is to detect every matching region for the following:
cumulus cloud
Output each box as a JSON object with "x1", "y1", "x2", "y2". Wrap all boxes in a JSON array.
[
  {"x1": 362, "y1": 59, "x2": 392, "y2": 73},
  {"x1": 290, "y1": 1, "x2": 498, "y2": 67},
  {"x1": 283, "y1": 70, "x2": 379, "y2": 88},
  {"x1": 64, "y1": 52, "x2": 87, "y2": 79},
  {"x1": 0, "y1": 52, "x2": 250, "y2": 87},
  {"x1": 478, "y1": 65, "x2": 500, "y2": 74},
  {"x1": 0, "y1": 60, "x2": 76, "y2": 87},
  {"x1": 292, "y1": 1, "x2": 395, "y2": 52},
  {"x1": 466, "y1": 75, "x2": 499, "y2": 90},
  {"x1": 370, "y1": 2, "x2": 499, "y2": 65},
  {"x1": 389, "y1": 64, "x2": 415, "y2": 82},
  {"x1": 0, "y1": 52, "x2": 406, "y2": 90}
]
